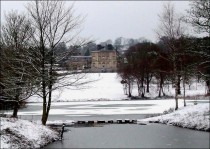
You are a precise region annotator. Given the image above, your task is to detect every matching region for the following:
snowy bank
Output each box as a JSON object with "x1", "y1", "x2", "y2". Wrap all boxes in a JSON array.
[
  {"x1": 138, "y1": 103, "x2": 210, "y2": 131},
  {"x1": 0, "y1": 117, "x2": 59, "y2": 148},
  {"x1": 45, "y1": 120, "x2": 75, "y2": 126}
]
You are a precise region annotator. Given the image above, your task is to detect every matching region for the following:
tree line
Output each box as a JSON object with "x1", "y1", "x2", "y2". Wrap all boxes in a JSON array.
[{"x1": 117, "y1": 1, "x2": 210, "y2": 110}]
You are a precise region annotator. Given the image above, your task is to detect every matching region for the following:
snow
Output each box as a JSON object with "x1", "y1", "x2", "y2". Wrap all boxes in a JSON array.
[
  {"x1": 0, "y1": 117, "x2": 59, "y2": 148},
  {"x1": 27, "y1": 73, "x2": 207, "y2": 102},
  {"x1": 5, "y1": 99, "x2": 207, "y2": 116},
  {"x1": 45, "y1": 120, "x2": 75, "y2": 125},
  {"x1": 138, "y1": 103, "x2": 210, "y2": 131}
]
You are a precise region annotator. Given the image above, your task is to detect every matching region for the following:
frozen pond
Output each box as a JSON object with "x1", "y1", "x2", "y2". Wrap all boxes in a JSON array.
[
  {"x1": 2, "y1": 99, "x2": 209, "y2": 148},
  {"x1": 3, "y1": 99, "x2": 208, "y2": 121},
  {"x1": 44, "y1": 124, "x2": 209, "y2": 148}
]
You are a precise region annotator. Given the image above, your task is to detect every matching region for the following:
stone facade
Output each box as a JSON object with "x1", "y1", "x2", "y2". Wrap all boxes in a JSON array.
[
  {"x1": 91, "y1": 50, "x2": 117, "y2": 72},
  {"x1": 66, "y1": 56, "x2": 91, "y2": 70}
]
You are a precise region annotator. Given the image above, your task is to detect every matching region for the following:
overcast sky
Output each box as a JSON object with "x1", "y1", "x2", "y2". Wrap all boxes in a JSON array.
[{"x1": 1, "y1": 1, "x2": 190, "y2": 43}]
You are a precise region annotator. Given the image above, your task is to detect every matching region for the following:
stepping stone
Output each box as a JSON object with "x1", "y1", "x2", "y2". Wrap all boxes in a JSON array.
[
  {"x1": 97, "y1": 120, "x2": 105, "y2": 124},
  {"x1": 124, "y1": 119, "x2": 130, "y2": 123},
  {"x1": 117, "y1": 119, "x2": 123, "y2": 124},
  {"x1": 138, "y1": 122, "x2": 147, "y2": 125},
  {"x1": 131, "y1": 120, "x2": 137, "y2": 124},
  {"x1": 88, "y1": 121, "x2": 94, "y2": 124},
  {"x1": 108, "y1": 120, "x2": 114, "y2": 123},
  {"x1": 77, "y1": 121, "x2": 86, "y2": 124}
]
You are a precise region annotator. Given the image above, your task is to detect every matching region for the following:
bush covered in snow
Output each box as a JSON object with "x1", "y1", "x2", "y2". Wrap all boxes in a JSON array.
[
  {"x1": 139, "y1": 103, "x2": 210, "y2": 131},
  {"x1": 0, "y1": 117, "x2": 59, "y2": 148}
]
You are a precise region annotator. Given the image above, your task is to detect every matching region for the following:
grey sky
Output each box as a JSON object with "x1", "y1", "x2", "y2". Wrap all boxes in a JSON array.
[{"x1": 1, "y1": 1, "x2": 190, "y2": 43}]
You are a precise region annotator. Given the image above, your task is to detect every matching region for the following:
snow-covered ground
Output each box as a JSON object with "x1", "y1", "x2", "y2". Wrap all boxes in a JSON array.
[
  {"x1": 0, "y1": 117, "x2": 59, "y2": 148},
  {"x1": 138, "y1": 103, "x2": 210, "y2": 131},
  {"x1": 45, "y1": 120, "x2": 75, "y2": 125},
  {"x1": 27, "y1": 73, "x2": 207, "y2": 102}
]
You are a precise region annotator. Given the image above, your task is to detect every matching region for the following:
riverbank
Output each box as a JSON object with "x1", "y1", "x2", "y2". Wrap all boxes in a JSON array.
[
  {"x1": 0, "y1": 117, "x2": 59, "y2": 148},
  {"x1": 139, "y1": 103, "x2": 210, "y2": 131}
]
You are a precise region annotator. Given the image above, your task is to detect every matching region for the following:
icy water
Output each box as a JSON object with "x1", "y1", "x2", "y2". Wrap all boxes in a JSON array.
[
  {"x1": 3, "y1": 99, "x2": 209, "y2": 122},
  {"x1": 1, "y1": 99, "x2": 209, "y2": 148},
  {"x1": 44, "y1": 124, "x2": 209, "y2": 148}
]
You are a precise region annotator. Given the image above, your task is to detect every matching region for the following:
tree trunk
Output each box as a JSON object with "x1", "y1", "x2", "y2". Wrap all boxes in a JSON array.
[
  {"x1": 41, "y1": 44, "x2": 47, "y2": 125},
  {"x1": 42, "y1": 95, "x2": 47, "y2": 125},
  {"x1": 137, "y1": 81, "x2": 141, "y2": 97},
  {"x1": 174, "y1": 61, "x2": 179, "y2": 110},
  {"x1": 206, "y1": 80, "x2": 210, "y2": 95},
  {"x1": 162, "y1": 86, "x2": 165, "y2": 96},
  {"x1": 175, "y1": 79, "x2": 179, "y2": 110},
  {"x1": 141, "y1": 79, "x2": 144, "y2": 98},
  {"x1": 128, "y1": 79, "x2": 132, "y2": 97},
  {"x1": 46, "y1": 52, "x2": 53, "y2": 119},
  {"x1": 12, "y1": 97, "x2": 19, "y2": 118},
  {"x1": 158, "y1": 85, "x2": 161, "y2": 97},
  {"x1": 158, "y1": 79, "x2": 162, "y2": 97},
  {"x1": 128, "y1": 92, "x2": 132, "y2": 98},
  {"x1": 158, "y1": 75, "x2": 164, "y2": 97},
  {"x1": 177, "y1": 74, "x2": 181, "y2": 95},
  {"x1": 146, "y1": 75, "x2": 149, "y2": 93},
  {"x1": 183, "y1": 75, "x2": 186, "y2": 107}
]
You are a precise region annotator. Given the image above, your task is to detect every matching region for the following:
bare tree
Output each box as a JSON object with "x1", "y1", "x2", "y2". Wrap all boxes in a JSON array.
[
  {"x1": 187, "y1": 0, "x2": 210, "y2": 35},
  {"x1": 187, "y1": 0, "x2": 210, "y2": 94},
  {"x1": 1, "y1": 10, "x2": 37, "y2": 117},
  {"x1": 156, "y1": 2, "x2": 187, "y2": 110},
  {"x1": 26, "y1": 0, "x2": 90, "y2": 125}
]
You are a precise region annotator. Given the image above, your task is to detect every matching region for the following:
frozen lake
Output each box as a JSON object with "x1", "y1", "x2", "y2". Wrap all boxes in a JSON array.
[
  {"x1": 3, "y1": 99, "x2": 209, "y2": 121},
  {"x1": 2, "y1": 99, "x2": 209, "y2": 148},
  {"x1": 1, "y1": 99, "x2": 205, "y2": 121}
]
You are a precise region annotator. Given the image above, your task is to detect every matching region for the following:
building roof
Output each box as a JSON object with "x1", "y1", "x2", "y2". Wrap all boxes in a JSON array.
[
  {"x1": 70, "y1": 56, "x2": 91, "y2": 58},
  {"x1": 91, "y1": 49, "x2": 116, "y2": 53},
  {"x1": 67, "y1": 56, "x2": 91, "y2": 61}
]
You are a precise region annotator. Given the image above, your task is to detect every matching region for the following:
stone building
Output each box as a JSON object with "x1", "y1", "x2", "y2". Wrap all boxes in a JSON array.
[
  {"x1": 65, "y1": 56, "x2": 91, "y2": 70},
  {"x1": 91, "y1": 49, "x2": 117, "y2": 72}
]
